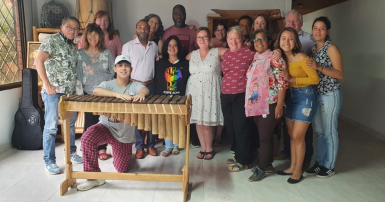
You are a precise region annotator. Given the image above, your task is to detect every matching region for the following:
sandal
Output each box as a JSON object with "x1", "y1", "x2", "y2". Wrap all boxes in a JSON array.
[
  {"x1": 171, "y1": 146, "x2": 180, "y2": 155},
  {"x1": 228, "y1": 163, "x2": 248, "y2": 172},
  {"x1": 161, "y1": 148, "x2": 173, "y2": 157},
  {"x1": 98, "y1": 153, "x2": 108, "y2": 160},
  {"x1": 226, "y1": 157, "x2": 237, "y2": 164},
  {"x1": 203, "y1": 150, "x2": 215, "y2": 160},
  {"x1": 196, "y1": 151, "x2": 206, "y2": 159}
]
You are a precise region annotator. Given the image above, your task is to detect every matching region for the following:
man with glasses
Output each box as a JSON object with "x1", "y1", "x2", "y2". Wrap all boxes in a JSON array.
[
  {"x1": 35, "y1": 16, "x2": 83, "y2": 175},
  {"x1": 122, "y1": 19, "x2": 158, "y2": 159},
  {"x1": 162, "y1": 4, "x2": 197, "y2": 53}
]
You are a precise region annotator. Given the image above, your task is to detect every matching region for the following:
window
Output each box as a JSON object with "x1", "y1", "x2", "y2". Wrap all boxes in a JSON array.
[{"x1": 0, "y1": 0, "x2": 23, "y2": 89}]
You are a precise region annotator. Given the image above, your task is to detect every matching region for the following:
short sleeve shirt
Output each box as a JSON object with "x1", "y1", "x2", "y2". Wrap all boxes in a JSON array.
[
  {"x1": 221, "y1": 46, "x2": 255, "y2": 94},
  {"x1": 162, "y1": 25, "x2": 197, "y2": 53},
  {"x1": 39, "y1": 33, "x2": 78, "y2": 94},
  {"x1": 97, "y1": 80, "x2": 145, "y2": 143}
]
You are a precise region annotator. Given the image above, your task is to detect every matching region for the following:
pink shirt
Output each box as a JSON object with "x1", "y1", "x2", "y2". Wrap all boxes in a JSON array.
[
  {"x1": 77, "y1": 34, "x2": 123, "y2": 58},
  {"x1": 121, "y1": 37, "x2": 158, "y2": 82},
  {"x1": 221, "y1": 46, "x2": 255, "y2": 94},
  {"x1": 162, "y1": 25, "x2": 197, "y2": 53}
]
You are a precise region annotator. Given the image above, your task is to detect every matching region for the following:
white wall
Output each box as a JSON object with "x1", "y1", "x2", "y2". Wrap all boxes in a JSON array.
[
  {"x1": 113, "y1": 0, "x2": 291, "y2": 42},
  {"x1": 303, "y1": 0, "x2": 385, "y2": 140},
  {"x1": 0, "y1": 88, "x2": 21, "y2": 152}
]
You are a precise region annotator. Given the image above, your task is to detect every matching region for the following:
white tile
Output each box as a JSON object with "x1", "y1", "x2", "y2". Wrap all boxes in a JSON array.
[
  {"x1": 0, "y1": 163, "x2": 40, "y2": 180},
  {"x1": 152, "y1": 182, "x2": 184, "y2": 202},
  {"x1": 297, "y1": 183, "x2": 357, "y2": 202},
  {"x1": 0, "y1": 148, "x2": 21, "y2": 165},
  {"x1": 100, "y1": 180, "x2": 157, "y2": 202},
  {"x1": 250, "y1": 181, "x2": 306, "y2": 202},
  {"x1": 0, "y1": 179, "x2": 22, "y2": 196},
  {"x1": 342, "y1": 183, "x2": 385, "y2": 202},
  {"x1": 0, "y1": 179, "x2": 61, "y2": 200}
]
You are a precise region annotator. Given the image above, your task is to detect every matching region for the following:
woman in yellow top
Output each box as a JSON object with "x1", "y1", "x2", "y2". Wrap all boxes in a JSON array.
[{"x1": 275, "y1": 27, "x2": 319, "y2": 184}]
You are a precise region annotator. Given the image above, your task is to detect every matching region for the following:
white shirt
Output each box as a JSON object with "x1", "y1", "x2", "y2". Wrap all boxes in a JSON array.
[
  {"x1": 121, "y1": 37, "x2": 158, "y2": 82},
  {"x1": 298, "y1": 30, "x2": 315, "y2": 56}
]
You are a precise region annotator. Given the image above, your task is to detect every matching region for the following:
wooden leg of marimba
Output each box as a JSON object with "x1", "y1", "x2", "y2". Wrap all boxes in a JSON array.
[
  {"x1": 183, "y1": 123, "x2": 190, "y2": 202},
  {"x1": 60, "y1": 117, "x2": 75, "y2": 196}
]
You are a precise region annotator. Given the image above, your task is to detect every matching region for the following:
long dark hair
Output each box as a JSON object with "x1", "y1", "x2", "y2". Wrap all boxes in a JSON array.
[
  {"x1": 145, "y1": 13, "x2": 164, "y2": 39},
  {"x1": 93, "y1": 10, "x2": 117, "y2": 40},
  {"x1": 162, "y1": 35, "x2": 185, "y2": 61},
  {"x1": 312, "y1": 16, "x2": 331, "y2": 41},
  {"x1": 83, "y1": 23, "x2": 105, "y2": 51},
  {"x1": 275, "y1": 27, "x2": 302, "y2": 62}
]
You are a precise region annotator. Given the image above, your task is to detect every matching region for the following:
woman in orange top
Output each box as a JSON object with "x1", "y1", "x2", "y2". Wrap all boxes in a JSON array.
[{"x1": 275, "y1": 27, "x2": 319, "y2": 184}]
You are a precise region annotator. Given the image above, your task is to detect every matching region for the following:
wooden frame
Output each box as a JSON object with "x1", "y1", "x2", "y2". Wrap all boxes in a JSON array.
[{"x1": 58, "y1": 95, "x2": 192, "y2": 202}]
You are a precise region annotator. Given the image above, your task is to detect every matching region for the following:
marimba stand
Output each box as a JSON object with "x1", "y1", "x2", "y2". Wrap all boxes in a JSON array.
[{"x1": 58, "y1": 95, "x2": 192, "y2": 202}]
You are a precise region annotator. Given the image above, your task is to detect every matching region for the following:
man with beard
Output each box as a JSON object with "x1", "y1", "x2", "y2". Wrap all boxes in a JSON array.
[
  {"x1": 162, "y1": 4, "x2": 197, "y2": 53},
  {"x1": 122, "y1": 19, "x2": 158, "y2": 159},
  {"x1": 238, "y1": 15, "x2": 253, "y2": 43}
]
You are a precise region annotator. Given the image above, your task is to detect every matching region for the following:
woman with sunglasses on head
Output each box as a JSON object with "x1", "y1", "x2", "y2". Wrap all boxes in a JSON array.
[{"x1": 304, "y1": 17, "x2": 343, "y2": 179}]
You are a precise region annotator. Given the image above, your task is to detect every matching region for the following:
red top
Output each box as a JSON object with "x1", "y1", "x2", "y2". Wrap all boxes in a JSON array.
[{"x1": 221, "y1": 46, "x2": 255, "y2": 94}]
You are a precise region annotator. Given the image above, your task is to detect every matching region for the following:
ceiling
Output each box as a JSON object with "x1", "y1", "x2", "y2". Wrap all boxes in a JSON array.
[{"x1": 292, "y1": 0, "x2": 349, "y2": 15}]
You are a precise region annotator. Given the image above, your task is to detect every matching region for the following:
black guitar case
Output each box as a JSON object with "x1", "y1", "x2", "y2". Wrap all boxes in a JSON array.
[{"x1": 12, "y1": 69, "x2": 44, "y2": 150}]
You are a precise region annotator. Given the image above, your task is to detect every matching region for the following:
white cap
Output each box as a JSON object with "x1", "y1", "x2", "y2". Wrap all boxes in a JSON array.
[{"x1": 114, "y1": 55, "x2": 131, "y2": 65}]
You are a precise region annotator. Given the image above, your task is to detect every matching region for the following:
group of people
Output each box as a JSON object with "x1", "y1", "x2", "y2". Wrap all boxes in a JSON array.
[{"x1": 34, "y1": 4, "x2": 343, "y2": 191}]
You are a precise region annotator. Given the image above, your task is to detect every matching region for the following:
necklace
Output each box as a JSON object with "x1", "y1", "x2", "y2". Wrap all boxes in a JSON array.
[{"x1": 85, "y1": 49, "x2": 101, "y2": 63}]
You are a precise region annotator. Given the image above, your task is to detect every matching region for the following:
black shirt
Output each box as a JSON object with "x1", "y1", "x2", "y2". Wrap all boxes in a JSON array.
[{"x1": 155, "y1": 58, "x2": 190, "y2": 95}]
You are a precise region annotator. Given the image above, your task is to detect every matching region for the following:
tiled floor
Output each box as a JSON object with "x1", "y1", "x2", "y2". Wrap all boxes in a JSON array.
[{"x1": 0, "y1": 120, "x2": 385, "y2": 202}]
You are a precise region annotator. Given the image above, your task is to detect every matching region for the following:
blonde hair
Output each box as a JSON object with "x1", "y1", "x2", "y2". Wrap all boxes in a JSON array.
[{"x1": 227, "y1": 26, "x2": 243, "y2": 38}]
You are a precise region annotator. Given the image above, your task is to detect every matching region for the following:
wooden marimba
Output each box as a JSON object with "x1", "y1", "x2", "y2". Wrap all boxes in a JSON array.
[{"x1": 58, "y1": 94, "x2": 192, "y2": 201}]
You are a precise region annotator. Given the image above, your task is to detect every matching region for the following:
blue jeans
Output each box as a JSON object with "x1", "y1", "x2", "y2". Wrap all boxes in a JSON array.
[
  {"x1": 165, "y1": 138, "x2": 178, "y2": 149},
  {"x1": 314, "y1": 90, "x2": 343, "y2": 169},
  {"x1": 284, "y1": 86, "x2": 318, "y2": 123},
  {"x1": 42, "y1": 93, "x2": 77, "y2": 164},
  {"x1": 135, "y1": 83, "x2": 155, "y2": 149}
]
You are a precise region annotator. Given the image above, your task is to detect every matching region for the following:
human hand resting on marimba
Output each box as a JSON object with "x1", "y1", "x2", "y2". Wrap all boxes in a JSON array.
[
  {"x1": 116, "y1": 93, "x2": 133, "y2": 101},
  {"x1": 132, "y1": 93, "x2": 146, "y2": 102}
]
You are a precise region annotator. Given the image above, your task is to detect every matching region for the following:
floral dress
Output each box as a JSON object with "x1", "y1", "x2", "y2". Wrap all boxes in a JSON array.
[{"x1": 185, "y1": 48, "x2": 224, "y2": 126}]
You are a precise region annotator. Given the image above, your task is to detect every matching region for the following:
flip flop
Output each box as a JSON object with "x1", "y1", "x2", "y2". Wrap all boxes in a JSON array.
[
  {"x1": 196, "y1": 151, "x2": 206, "y2": 159},
  {"x1": 203, "y1": 150, "x2": 215, "y2": 160}
]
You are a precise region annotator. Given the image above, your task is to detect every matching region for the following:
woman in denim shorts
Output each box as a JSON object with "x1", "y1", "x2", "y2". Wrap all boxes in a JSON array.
[{"x1": 275, "y1": 27, "x2": 319, "y2": 184}]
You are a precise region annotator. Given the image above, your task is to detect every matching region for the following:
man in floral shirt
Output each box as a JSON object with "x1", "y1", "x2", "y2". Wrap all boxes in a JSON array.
[{"x1": 35, "y1": 16, "x2": 83, "y2": 175}]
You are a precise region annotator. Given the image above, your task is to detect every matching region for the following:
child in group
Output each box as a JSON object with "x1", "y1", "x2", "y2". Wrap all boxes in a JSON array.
[{"x1": 77, "y1": 55, "x2": 150, "y2": 191}]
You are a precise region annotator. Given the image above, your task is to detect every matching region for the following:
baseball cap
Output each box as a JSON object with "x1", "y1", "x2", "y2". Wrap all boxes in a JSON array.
[{"x1": 114, "y1": 55, "x2": 131, "y2": 65}]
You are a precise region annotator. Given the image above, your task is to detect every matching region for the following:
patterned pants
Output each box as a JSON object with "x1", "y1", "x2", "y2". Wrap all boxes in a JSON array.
[{"x1": 81, "y1": 123, "x2": 133, "y2": 173}]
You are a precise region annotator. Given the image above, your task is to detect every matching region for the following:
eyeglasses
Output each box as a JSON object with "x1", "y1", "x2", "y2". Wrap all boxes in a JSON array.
[
  {"x1": 197, "y1": 36, "x2": 209, "y2": 41},
  {"x1": 65, "y1": 26, "x2": 80, "y2": 32},
  {"x1": 253, "y1": 38, "x2": 269, "y2": 43}
]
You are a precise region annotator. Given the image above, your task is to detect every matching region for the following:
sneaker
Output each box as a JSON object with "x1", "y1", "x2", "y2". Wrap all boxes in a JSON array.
[
  {"x1": 316, "y1": 168, "x2": 335, "y2": 179},
  {"x1": 71, "y1": 152, "x2": 83, "y2": 164},
  {"x1": 230, "y1": 150, "x2": 235, "y2": 154},
  {"x1": 191, "y1": 143, "x2": 200, "y2": 148},
  {"x1": 304, "y1": 163, "x2": 321, "y2": 176},
  {"x1": 45, "y1": 164, "x2": 61, "y2": 175},
  {"x1": 251, "y1": 164, "x2": 274, "y2": 173},
  {"x1": 77, "y1": 179, "x2": 106, "y2": 191},
  {"x1": 249, "y1": 166, "x2": 266, "y2": 182}
]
